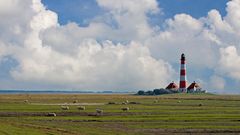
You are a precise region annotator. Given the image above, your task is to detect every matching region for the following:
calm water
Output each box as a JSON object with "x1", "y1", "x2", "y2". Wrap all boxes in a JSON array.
[{"x1": 0, "y1": 90, "x2": 134, "y2": 94}]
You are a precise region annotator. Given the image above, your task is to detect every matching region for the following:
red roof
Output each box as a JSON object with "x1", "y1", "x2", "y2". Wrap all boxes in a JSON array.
[
  {"x1": 166, "y1": 82, "x2": 179, "y2": 90},
  {"x1": 187, "y1": 81, "x2": 200, "y2": 90}
]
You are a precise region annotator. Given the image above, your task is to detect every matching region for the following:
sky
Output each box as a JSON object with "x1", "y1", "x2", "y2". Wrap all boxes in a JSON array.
[
  {"x1": 0, "y1": 0, "x2": 240, "y2": 94},
  {"x1": 42, "y1": 0, "x2": 228, "y2": 25}
]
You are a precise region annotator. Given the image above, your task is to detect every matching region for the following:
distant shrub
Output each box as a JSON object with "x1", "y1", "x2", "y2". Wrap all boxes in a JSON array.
[
  {"x1": 146, "y1": 91, "x2": 154, "y2": 95},
  {"x1": 129, "y1": 101, "x2": 140, "y2": 104},
  {"x1": 137, "y1": 88, "x2": 179, "y2": 96},
  {"x1": 108, "y1": 102, "x2": 117, "y2": 105},
  {"x1": 137, "y1": 90, "x2": 145, "y2": 95},
  {"x1": 73, "y1": 100, "x2": 78, "y2": 103}
]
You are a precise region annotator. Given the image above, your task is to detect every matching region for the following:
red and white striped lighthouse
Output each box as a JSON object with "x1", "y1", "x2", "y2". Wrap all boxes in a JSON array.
[{"x1": 179, "y1": 53, "x2": 187, "y2": 92}]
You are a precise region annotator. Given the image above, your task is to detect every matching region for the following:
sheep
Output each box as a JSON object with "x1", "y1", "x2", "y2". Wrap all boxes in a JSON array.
[
  {"x1": 154, "y1": 100, "x2": 158, "y2": 103},
  {"x1": 121, "y1": 100, "x2": 129, "y2": 105},
  {"x1": 96, "y1": 109, "x2": 103, "y2": 114},
  {"x1": 177, "y1": 101, "x2": 182, "y2": 103},
  {"x1": 24, "y1": 100, "x2": 29, "y2": 104},
  {"x1": 77, "y1": 106, "x2": 85, "y2": 110},
  {"x1": 122, "y1": 102, "x2": 127, "y2": 105},
  {"x1": 47, "y1": 113, "x2": 56, "y2": 117},
  {"x1": 121, "y1": 107, "x2": 129, "y2": 112},
  {"x1": 61, "y1": 106, "x2": 69, "y2": 110}
]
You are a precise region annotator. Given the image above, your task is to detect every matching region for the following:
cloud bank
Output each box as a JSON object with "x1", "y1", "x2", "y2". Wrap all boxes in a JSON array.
[{"x1": 0, "y1": 0, "x2": 240, "y2": 92}]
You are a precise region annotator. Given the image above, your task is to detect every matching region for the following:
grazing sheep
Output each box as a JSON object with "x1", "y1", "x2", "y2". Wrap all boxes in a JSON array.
[
  {"x1": 24, "y1": 100, "x2": 29, "y2": 104},
  {"x1": 178, "y1": 101, "x2": 182, "y2": 103},
  {"x1": 77, "y1": 106, "x2": 85, "y2": 110},
  {"x1": 121, "y1": 107, "x2": 129, "y2": 111},
  {"x1": 121, "y1": 100, "x2": 129, "y2": 105},
  {"x1": 96, "y1": 109, "x2": 103, "y2": 114},
  {"x1": 154, "y1": 100, "x2": 158, "y2": 103},
  {"x1": 122, "y1": 102, "x2": 127, "y2": 105},
  {"x1": 61, "y1": 106, "x2": 69, "y2": 110},
  {"x1": 47, "y1": 113, "x2": 56, "y2": 117}
]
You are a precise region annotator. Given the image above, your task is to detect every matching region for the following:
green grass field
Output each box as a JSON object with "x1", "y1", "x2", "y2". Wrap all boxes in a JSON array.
[{"x1": 0, "y1": 93, "x2": 239, "y2": 135}]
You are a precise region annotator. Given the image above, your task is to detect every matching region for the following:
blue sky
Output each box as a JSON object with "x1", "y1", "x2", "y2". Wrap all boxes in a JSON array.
[
  {"x1": 42, "y1": 0, "x2": 228, "y2": 26},
  {"x1": 42, "y1": 0, "x2": 103, "y2": 26}
]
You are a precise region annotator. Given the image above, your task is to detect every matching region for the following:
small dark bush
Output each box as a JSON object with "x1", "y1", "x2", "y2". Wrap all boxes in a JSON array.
[
  {"x1": 108, "y1": 102, "x2": 117, "y2": 105},
  {"x1": 129, "y1": 102, "x2": 140, "y2": 104},
  {"x1": 137, "y1": 90, "x2": 145, "y2": 95}
]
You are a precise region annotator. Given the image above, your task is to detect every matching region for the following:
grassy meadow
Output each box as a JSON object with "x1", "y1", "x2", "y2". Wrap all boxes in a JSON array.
[{"x1": 0, "y1": 93, "x2": 239, "y2": 135}]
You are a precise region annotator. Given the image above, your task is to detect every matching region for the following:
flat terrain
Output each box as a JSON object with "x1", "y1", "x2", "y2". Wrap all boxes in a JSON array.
[{"x1": 0, "y1": 93, "x2": 239, "y2": 135}]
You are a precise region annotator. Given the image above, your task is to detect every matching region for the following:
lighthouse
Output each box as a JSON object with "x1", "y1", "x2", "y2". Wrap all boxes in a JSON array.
[{"x1": 179, "y1": 53, "x2": 187, "y2": 92}]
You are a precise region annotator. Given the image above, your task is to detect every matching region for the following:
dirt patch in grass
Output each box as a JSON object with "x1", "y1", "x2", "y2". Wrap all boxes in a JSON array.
[{"x1": 9, "y1": 122, "x2": 80, "y2": 135}]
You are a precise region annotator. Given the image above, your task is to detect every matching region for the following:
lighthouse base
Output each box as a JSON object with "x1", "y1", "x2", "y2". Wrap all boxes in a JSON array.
[{"x1": 179, "y1": 88, "x2": 187, "y2": 93}]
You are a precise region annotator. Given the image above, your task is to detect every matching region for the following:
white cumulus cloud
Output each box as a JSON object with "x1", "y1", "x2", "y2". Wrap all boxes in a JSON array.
[
  {"x1": 210, "y1": 75, "x2": 225, "y2": 91},
  {"x1": 218, "y1": 46, "x2": 240, "y2": 80},
  {"x1": 0, "y1": 0, "x2": 175, "y2": 90},
  {"x1": 0, "y1": 0, "x2": 240, "y2": 92}
]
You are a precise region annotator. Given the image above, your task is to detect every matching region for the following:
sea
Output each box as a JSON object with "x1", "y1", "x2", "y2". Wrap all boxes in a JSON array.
[{"x1": 0, "y1": 90, "x2": 135, "y2": 94}]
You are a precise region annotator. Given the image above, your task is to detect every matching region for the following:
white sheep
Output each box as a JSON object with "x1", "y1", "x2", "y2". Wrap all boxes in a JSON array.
[
  {"x1": 96, "y1": 109, "x2": 103, "y2": 114},
  {"x1": 122, "y1": 102, "x2": 127, "y2": 105},
  {"x1": 61, "y1": 106, "x2": 69, "y2": 110},
  {"x1": 47, "y1": 113, "x2": 56, "y2": 117},
  {"x1": 24, "y1": 100, "x2": 29, "y2": 104},
  {"x1": 121, "y1": 107, "x2": 129, "y2": 112},
  {"x1": 77, "y1": 106, "x2": 85, "y2": 110}
]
